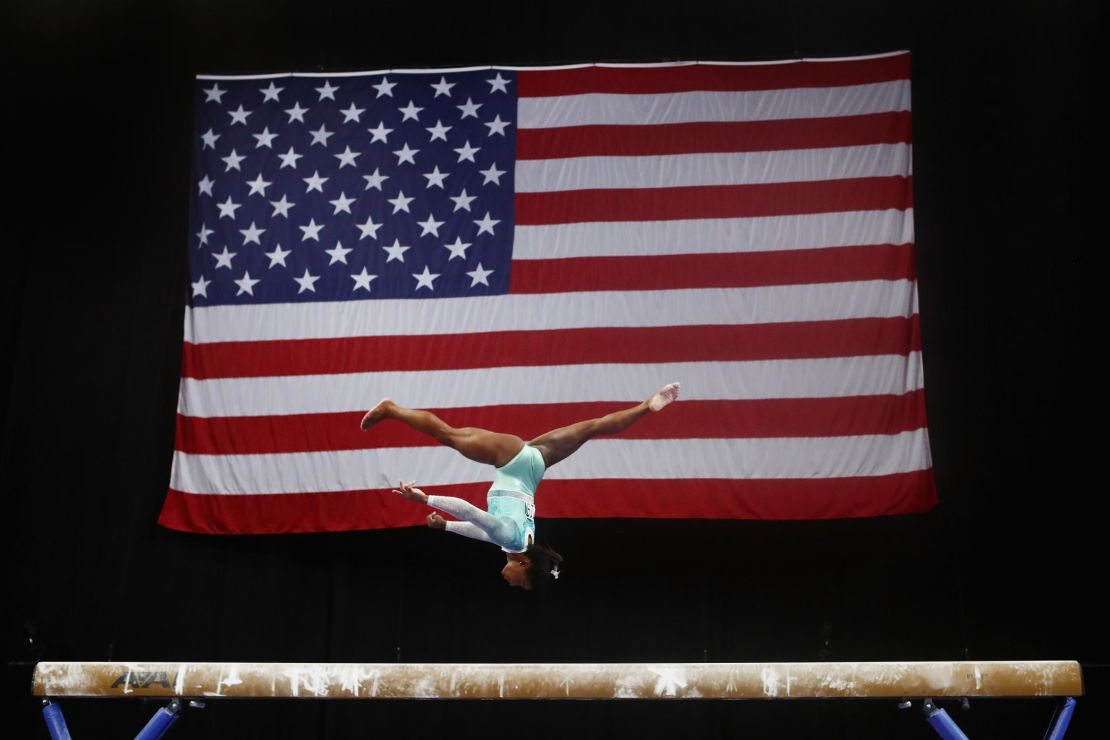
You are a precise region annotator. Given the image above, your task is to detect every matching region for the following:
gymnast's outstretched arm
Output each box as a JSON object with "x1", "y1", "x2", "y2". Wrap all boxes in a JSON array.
[{"x1": 393, "y1": 481, "x2": 515, "y2": 545}]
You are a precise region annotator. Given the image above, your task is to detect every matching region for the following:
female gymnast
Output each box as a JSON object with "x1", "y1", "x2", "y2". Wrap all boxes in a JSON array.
[{"x1": 360, "y1": 382, "x2": 680, "y2": 590}]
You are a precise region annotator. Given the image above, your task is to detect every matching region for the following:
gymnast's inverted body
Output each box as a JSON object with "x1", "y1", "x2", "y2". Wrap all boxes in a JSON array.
[{"x1": 360, "y1": 382, "x2": 680, "y2": 590}]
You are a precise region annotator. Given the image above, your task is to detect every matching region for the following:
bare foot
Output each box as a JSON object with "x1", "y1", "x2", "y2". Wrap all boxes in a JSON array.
[
  {"x1": 647, "y1": 382, "x2": 680, "y2": 411},
  {"x1": 359, "y1": 398, "x2": 393, "y2": 431}
]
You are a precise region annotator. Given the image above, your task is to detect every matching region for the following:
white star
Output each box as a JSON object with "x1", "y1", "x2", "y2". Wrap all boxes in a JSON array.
[
  {"x1": 329, "y1": 191, "x2": 356, "y2": 214},
  {"x1": 203, "y1": 84, "x2": 226, "y2": 103},
  {"x1": 431, "y1": 76, "x2": 456, "y2": 97},
  {"x1": 200, "y1": 128, "x2": 220, "y2": 149},
  {"x1": 350, "y1": 267, "x2": 378, "y2": 293},
  {"x1": 309, "y1": 124, "x2": 334, "y2": 146},
  {"x1": 423, "y1": 166, "x2": 449, "y2": 189},
  {"x1": 265, "y1": 243, "x2": 291, "y2": 267},
  {"x1": 315, "y1": 80, "x2": 339, "y2": 100},
  {"x1": 325, "y1": 241, "x2": 353, "y2": 265},
  {"x1": 299, "y1": 218, "x2": 324, "y2": 241},
  {"x1": 260, "y1": 81, "x2": 283, "y2": 102},
  {"x1": 191, "y1": 275, "x2": 211, "y2": 297},
  {"x1": 398, "y1": 100, "x2": 423, "y2": 121},
  {"x1": 285, "y1": 102, "x2": 308, "y2": 123},
  {"x1": 487, "y1": 72, "x2": 511, "y2": 93},
  {"x1": 484, "y1": 115, "x2": 511, "y2": 137},
  {"x1": 426, "y1": 119, "x2": 451, "y2": 141},
  {"x1": 450, "y1": 188, "x2": 477, "y2": 212},
  {"x1": 334, "y1": 146, "x2": 360, "y2": 168},
  {"x1": 362, "y1": 168, "x2": 389, "y2": 190},
  {"x1": 228, "y1": 104, "x2": 251, "y2": 125},
  {"x1": 479, "y1": 163, "x2": 506, "y2": 185},
  {"x1": 196, "y1": 224, "x2": 214, "y2": 246},
  {"x1": 444, "y1": 236, "x2": 471, "y2": 260},
  {"x1": 453, "y1": 140, "x2": 479, "y2": 162},
  {"x1": 294, "y1": 268, "x2": 320, "y2": 293},
  {"x1": 246, "y1": 174, "x2": 272, "y2": 196},
  {"x1": 270, "y1": 195, "x2": 295, "y2": 217},
  {"x1": 197, "y1": 175, "x2": 215, "y2": 196},
  {"x1": 456, "y1": 97, "x2": 482, "y2": 119},
  {"x1": 212, "y1": 246, "x2": 237, "y2": 269},
  {"x1": 356, "y1": 216, "x2": 382, "y2": 241},
  {"x1": 221, "y1": 149, "x2": 245, "y2": 171},
  {"x1": 235, "y1": 270, "x2": 261, "y2": 296},
  {"x1": 367, "y1": 122, "x2": 393, "y2": 143},
  {"x1": 217, "y1": 196, "x2": 241, "y2": 219},
  {"x1": 239, "y1": 221, "x2": 265, "y2": 245},
  {"x1": 382, "y1": 238, "x2": 409, "y2": 262},
  {"x1": 393, "y1": 143, "x2": 419, "y2": 165},
  {"x1": 387, "y1": 190, "x2": 414, "y2": 214},
  {"x1": 339, "y1": 102, "x2": 365, "y2": 122},
  {"x1": 412, "y1": 266, "x2": 440, "y2": 291},
  {"x1": 252, "y1": 127, "x2": 278, "y2": 148},
  {"x1": 417, "y1": 214, "x2": 444, "y2": 237},
  {"x1": 474, "y1": 211, "x2": 500, "y2": 235},
  {"x1": 373, "y1": 76, "x2": 397, "y2": 98},
  {"x1": 277, "y1": 146, "x2": 303, "y2": 169},
  {"x1": 466, "y1": 262, "x2": 494, "y2": 286},
  {"x1": 303, "y1": 171, "x2": 328, "y2": 193},
  {"x1": 550, "y1": 566, "x2": 560, "y2": 580}
]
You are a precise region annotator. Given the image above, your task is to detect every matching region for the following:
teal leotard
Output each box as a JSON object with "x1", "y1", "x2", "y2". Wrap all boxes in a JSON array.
[{"x1": 427, "y1": 444, "x2": 547, "y2": 553}]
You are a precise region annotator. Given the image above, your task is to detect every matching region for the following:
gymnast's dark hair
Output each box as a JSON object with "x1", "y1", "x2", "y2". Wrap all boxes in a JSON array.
[{"x1": 525, "y1": 542, "x2": 564, "y2": 592}]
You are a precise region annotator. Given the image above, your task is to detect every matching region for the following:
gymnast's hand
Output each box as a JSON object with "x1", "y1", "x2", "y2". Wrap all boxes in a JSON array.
[
  {"x1": 426, "y1": 513, "x2": 446, "y2": 530},
  {"x1": 392, "y1": 480, "x2": 428, "y2": 504}
]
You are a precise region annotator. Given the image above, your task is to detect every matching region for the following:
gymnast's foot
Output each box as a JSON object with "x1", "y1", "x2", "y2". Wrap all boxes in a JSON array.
[
  {"x1": 360, "y1": 398, "x2": 394, "y2": 430},
  {"x1": 648, "y1": 382, "x2": 680, "y2": 411}
]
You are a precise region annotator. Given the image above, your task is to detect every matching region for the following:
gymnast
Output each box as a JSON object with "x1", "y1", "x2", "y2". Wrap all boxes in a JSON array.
[{"x1": 360, "y1": 382, "x2": 680, "y2": 590}]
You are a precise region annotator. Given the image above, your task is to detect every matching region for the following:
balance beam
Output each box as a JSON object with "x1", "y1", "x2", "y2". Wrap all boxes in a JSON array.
[{"x1": 32, "y1": 661, "x2": 1082, "y2": 700}]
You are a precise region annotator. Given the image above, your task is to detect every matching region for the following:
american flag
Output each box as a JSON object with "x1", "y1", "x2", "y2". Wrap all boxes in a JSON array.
[{"x1": 160, "y1": 52, "x2": 935, "y2": 535}]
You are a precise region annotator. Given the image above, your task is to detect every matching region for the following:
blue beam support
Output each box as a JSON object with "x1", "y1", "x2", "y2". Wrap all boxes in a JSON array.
[
  {"x1": 1044, "y1": 697, "x2": 1077, "y2": 740},
  {"x1": 922, "y1": 699, "x2": 970, "y2": 740},
  {"x1": 133, "y1": 699, "x2": 183, "y2": 740},
  {"x1": 41, "y1": 700, "x2": 73, "y2": 740}
]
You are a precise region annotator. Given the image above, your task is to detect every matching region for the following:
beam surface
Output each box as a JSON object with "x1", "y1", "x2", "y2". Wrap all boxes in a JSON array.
[{"x1": 32, "y1": 661, "x2": 1082, "y2": 700}]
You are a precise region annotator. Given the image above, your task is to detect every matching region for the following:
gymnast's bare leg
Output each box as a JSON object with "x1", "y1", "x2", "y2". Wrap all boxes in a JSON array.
[
  {"x1": 360, "y1": 399, "x2": 524, "y2": 467},
  {"x1": 527, "y1": 382, "x2": 679, "y2": 467},
  {"x1": 361, "y1": 382, "x2": 679, "y2": 469}
]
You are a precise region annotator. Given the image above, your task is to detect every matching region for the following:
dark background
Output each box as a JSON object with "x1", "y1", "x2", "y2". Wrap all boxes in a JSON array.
[{"x1": 3, "y1": 1, "x2": 1102, "y2": 738}]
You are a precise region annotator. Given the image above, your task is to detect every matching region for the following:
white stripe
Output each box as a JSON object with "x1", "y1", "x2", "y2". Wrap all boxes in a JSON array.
[
  {"x1": 514, "y1": 209, "x2": 914, "y2": 260},
  {"x1": 178, "y1": 354, "x2": 925, "y2": 418},
  {"x1": 518, "y1": 81, "x2": 910, "y2": 129},
  {"x1": 515, "y1": 144, "x2": 911, "y2": 192},
  {"x1": 195, "y1": 53, "x2": 909, "y2": 80},
  {"x1": 198, "y1": 65, "x2": 502, "y2": 80},
  {"x1": 588, "y1": 51, "x2": 910, "y2": 67},
  {"x1": 185, "y1": 280, "x2": 917, "y2": 344},
  {"x1": 170, "y1": 429, "x2": 932, "y2": 495}
]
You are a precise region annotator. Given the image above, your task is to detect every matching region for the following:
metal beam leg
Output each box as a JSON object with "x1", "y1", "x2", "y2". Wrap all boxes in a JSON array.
[
  {"x1": 1044, "y1": 697, "x2": 1077, "y2": 740},
  {"x1": 922, "y1": 699, "x2": 970, "y2": 740},
  {"x1": 133, "y1": 699, "x2": 182, "y2": 740},
  {"x1": 41, "y1": 700, "x2": 73, "y2": 740}
]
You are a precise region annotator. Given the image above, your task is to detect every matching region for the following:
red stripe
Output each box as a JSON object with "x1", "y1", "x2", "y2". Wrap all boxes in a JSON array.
[
  {"x1": 183, "y1": 315, "x2": 921, "y2": 379},
  {"x1": 517, "y1": 113, "x2": 913, "y2": 159},
  {"x1": 175, "y1": 391, "x2": 927, "y2": 455},
  {"x1": 158, "y1": 468, "x2": 935, "y2": 534},
  {"x1": 514, "y1": 177, "x2": 912, "y2": 225},
  {"x1": 517, "y1": 55, "x2": 910, "y2": 97},
  {"x1": 509, "y1": 244, "x2": 916, "y2": 294}
]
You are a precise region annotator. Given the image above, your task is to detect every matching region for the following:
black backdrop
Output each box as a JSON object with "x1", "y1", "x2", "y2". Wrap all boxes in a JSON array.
[{"x1": 4, "y1": 1, "x2": 1102, "y2": 738}]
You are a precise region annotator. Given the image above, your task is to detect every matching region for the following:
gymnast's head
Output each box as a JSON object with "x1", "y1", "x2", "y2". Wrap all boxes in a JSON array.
[{"x1": 502, "y1": 543, "x2": 564, "y2": 591}]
